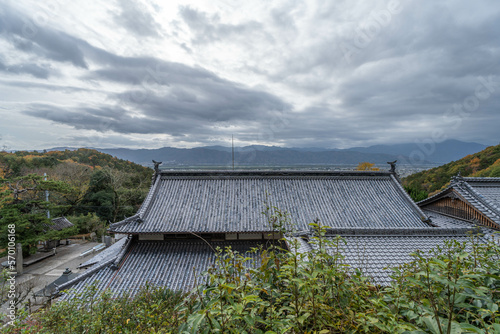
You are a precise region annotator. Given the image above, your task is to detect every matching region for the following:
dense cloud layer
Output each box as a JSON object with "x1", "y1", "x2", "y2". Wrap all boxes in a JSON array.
[{"x1": 0, "y1": 0, "x2": 498, "y2": 150}]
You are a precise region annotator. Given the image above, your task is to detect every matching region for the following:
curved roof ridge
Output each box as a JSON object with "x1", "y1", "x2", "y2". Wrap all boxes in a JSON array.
[
  {"x1": 109, "y1": 214, "x2": 140, "y2": 229},
  {"x1": 463, "y1": 177, "x2": 500, "y2": 182},
  {"x1": 138, "y1": 172, "x2": 162, "y2": 217},
  {"x1": 158, "y1": 170, "x2": 393, "y2": 178},
  {"x1": 460, "y1": 181, "x2": 500, "y2": 218},
  {"x1": 109, "y1": 173, "x2": 161, "y2": 230},
  {"x1": 55, "y1": 257, "x2": 116, "y2": 294},
  {"x1": 417, "y1": 185, "x2": 454, "y2": 206},
  {"x1": 390, "y1": 174, "x2": 431, "y2": 224}
]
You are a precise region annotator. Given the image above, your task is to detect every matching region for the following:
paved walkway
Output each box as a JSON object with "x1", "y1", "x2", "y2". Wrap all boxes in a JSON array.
[{"x1": 1, "y1": 240, "x2": 102, "y2": 322}]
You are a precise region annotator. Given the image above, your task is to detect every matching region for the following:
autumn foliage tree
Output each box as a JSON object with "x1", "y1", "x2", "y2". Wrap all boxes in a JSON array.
[{"x1": 356, "y1": 162, "x2": 380, "y2": 171}]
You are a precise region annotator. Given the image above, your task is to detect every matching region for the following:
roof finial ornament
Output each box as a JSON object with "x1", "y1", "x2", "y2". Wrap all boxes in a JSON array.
[
  {"x1": 387, "y1": 160, "x2": 397, "y2": 173},
  {"x1": 451, "y1": 171, "x2": 463, "y2": 185},
  {"x1": 152, "y1": 160, "x2": 162, "y2": 173}
]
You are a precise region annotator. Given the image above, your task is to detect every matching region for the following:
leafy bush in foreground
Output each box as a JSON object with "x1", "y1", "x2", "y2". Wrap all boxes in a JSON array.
[
  {"x1": 2, "y1": 285, "x2": 186, "y2": 333},
  {"x1": 381, "y1": 235, "x2": 500, "y2": 334},
  {"x1": 3, "y1": 229, "x2": 499, "y2": 333}
]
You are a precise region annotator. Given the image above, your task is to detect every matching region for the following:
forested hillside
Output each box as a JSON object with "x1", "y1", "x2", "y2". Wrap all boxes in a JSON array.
[
  {"x1": 0, "y1": 149, "x2": 152, "y2": 254},
  {"x1": 403, "y1": 144, "x2": 500, "y2": 198}
]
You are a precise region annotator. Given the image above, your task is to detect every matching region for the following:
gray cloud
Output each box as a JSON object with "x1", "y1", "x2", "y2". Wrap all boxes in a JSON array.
[
  {"x1": 1, "y1": 0, "x2": 499, "y2": 150},
  {"x1": 179, "y1": 6, "x2": 267, "y2": 45},
  {"x1": 1, "y1": 2, "x2": 292, "y2": 140},
  {"x1": 24, "y1": 73, "x2": 290, "y2": 135},
  {"x1": 0, "y1": 59, "x2": 53, "y2": 79},
  {"x1": 0, "y1": 5, "x2": 88, "y2": 68},
  {"x1": 112, "y1": 0, "x2": 162, "y2": 37},
  {"x1": 0, "y1": 79, "x2": 99, "y2": 93}
]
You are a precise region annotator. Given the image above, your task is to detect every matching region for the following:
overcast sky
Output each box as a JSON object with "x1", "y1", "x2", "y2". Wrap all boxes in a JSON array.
[{"x1": 0, "y1": 0, "x2": 499, "y2": 150}]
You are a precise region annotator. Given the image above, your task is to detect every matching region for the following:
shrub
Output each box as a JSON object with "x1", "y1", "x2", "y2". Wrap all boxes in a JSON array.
[
  {"x1": 3, "y1": 284, "x2": 186, "y2": 333},
  {"x1": 3, "y1": 228, "x2": 499, "y2": 333}
]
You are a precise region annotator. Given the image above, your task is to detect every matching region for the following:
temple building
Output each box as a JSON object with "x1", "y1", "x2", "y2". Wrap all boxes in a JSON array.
[{"x1": 56, "y1": 167, "x2": 497, "y2": 297}]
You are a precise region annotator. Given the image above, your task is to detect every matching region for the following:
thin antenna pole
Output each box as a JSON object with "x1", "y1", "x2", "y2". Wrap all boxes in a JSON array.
[
  {"x1": 44, "y1": 173, "x2": 50, "y2": 219},
  {"x1": 232, "y1": 135, "x2": 234, "y2": 170}
]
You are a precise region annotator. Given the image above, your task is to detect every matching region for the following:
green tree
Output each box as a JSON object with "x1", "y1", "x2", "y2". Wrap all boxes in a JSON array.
[
  {"x1": 404, "y1": 185, "x2": 428, "y2": 202},
  {"x1": 78, "y1": 168, "x2": 149, "y2": 223},
  {"x1": 0, "y1": 174, "x2": 73, "y2": 255}
]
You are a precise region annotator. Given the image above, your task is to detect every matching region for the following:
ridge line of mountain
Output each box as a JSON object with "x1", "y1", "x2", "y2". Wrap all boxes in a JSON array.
[{"x1": 41, "y1": 139, "x2": 488, "y2": 166}]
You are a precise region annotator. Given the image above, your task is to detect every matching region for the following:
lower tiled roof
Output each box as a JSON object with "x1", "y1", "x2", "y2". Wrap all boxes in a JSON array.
[
  {"x1": 422, "y1": 210, "x2": 475, "y2": 228},
  {"x1": 317, "y1": 234, "x2": 484, "y2": 285},
  {"x1": 60, "y1": 239, "x2": 267, "y2": 299},
  {"x1": 422, "y1": 210, "x2": 498, "y2": 241}
]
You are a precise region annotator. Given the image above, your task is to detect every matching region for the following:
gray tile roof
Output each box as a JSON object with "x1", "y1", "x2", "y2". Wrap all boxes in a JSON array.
[
  {"x1": 422, "y1": 210, "x2": 477, "y2": 229},
  {"x1": 422, "y1": 210, "x2": 498, "y2": 242},
  {"x1": 285, "y1": 236, "x2": 312, "y2": 253},
  {"x1": 44, "y1": 216, "x2": 74, "y2": 231},
  {"x1": 78, "y1": 237, "x2": 128, "y2": 269},
  {"x1": 66, "y1": 170, "x2": 491, "y2": 296},
  {"x1": 322, "y1": 227, "x2": 478, "y2": 236},
  {"x1": 298, "y1": 233, "x2": 487, "y2": 285},
  {"x1": 109, "y1": 171, "x2": 430, "y2": 234},
  {"x1": 59, "y1": 239, "x2": 266, "y2": 298},
  {"x1": 464, "y1": 177, "x2": 500, "y2": 207},
  {"x1": 419, "y1": 176, "x2": 500, "y2": 228}
]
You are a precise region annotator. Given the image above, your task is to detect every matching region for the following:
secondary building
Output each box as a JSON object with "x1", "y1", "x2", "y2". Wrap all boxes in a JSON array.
[{"x1": 418, "y1": 175, "x2": 500, "y2": 230}]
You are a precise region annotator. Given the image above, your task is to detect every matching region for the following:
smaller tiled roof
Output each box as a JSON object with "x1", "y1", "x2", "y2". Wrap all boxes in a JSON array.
[
  {"x1": 422, "y1": 210, "x2": 498, "y2": 241},
  {"x1": 58, "y1": 239, "x2": 267, "y2": 299},
  {"x1": 422, "y1": 210, "x2": 476, "y2": 229},
  {"x1": 292, "y1": 232, "x2": 487, "y2": 285},
  {"x1": 418, "y1": 176, "x2": 500, "y2": 228},
  {"x1": 78, "y1": 237, "x2": 128, "y2": 269},
  {"x1": 337, "y1": 234, "x2": 482, "y2": 285},
  {"x1": 44, "y1": 216, "x2": 74, "y2": 231}
]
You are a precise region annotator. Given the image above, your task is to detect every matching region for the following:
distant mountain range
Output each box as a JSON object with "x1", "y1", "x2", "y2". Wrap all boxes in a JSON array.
[
  {"x1": 346, "y1": 140, "x2": 488, "y2": 164},
  {"x1": 48, "y1": 139, "x2": 488, "y2": 167}
]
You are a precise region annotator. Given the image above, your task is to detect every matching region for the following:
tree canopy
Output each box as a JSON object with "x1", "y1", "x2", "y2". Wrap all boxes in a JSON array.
[
  {"x1": 0, "y1": 149, "x2": 153, "y2": 255},
  {"x1": 356, "y1": 162, "x2": 380, "y2": 171},
  {"x1": 403, "y1": 144, "x2": 500, "y2": 196}
]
